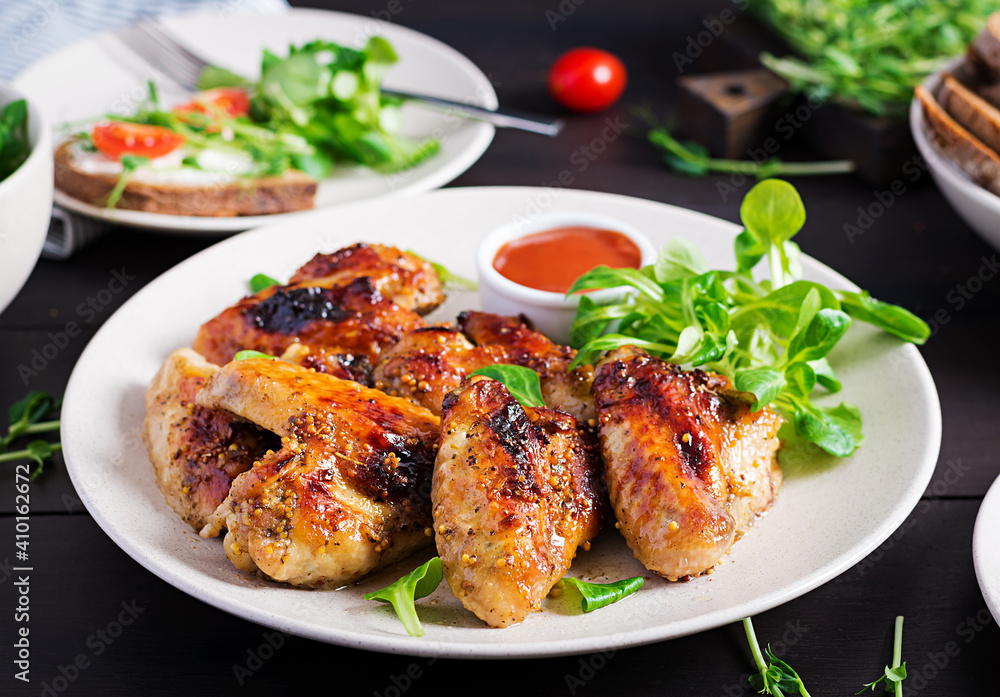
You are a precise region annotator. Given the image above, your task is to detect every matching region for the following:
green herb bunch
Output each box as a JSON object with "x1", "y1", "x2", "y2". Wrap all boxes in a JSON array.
[
  {"x1": 568, "y1": 179, "x2": 929, "y2": 458},
  {"x1": 0, "y1": 99, "x2": 30, "y2": 182},
  {"x1": 752, "y1": 0, "x2": 993, "y2": 116}
]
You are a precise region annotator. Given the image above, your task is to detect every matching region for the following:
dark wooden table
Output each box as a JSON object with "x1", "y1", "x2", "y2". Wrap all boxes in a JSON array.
[{"x1": 3, "y1": 1, "x2": 999, "y2": 694}]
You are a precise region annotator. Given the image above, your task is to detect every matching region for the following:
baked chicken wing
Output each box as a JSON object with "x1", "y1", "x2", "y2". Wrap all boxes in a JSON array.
[
  {"x1": 592, "y1": 346, "x2": 782, "y2": 581},
  {"x1": 142, "y1": 348, "x2": 276, "y2": 530},
  {"x1": 433, "y1": 375, "x2": 607, "y2": 627},
  {"x1": 198, "y1": 358, "x2": 439, "y2": 587},
  {"x1": 289, "y1": 243, "x2": 444, "y2": 315},
  {"x1": 193, "y1": 276, "x2": 426, "y2": 366}
]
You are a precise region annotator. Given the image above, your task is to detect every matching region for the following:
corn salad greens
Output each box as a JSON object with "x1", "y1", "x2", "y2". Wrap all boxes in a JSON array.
[
  {"x1": 568, "y1": 179, "x2": 929, "y2": 458},
  {"x1": 0, "y1": 99, "x2": 31, "y2": 182},
  {"x1": 363, "y1": 557, "x2": 443, "y2": 638},
  {"x1": 752, "y1": 0, "x2": 992, "y2": 117},
  {"x1": 0, "y1": 391, "x2": 62, "y2": 479}
]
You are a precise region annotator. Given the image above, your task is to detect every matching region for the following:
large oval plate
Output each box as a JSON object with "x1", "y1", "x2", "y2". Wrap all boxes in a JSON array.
[
  {"x1": 14, "y1": 8, "x2": 496, "y2": 234},
  {"x1": 61, "y1": 187, "x2": 941, "y2": 657}
]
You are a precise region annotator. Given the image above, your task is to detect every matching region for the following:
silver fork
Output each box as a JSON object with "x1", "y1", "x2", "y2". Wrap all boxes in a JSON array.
[{"x1": 117, "y1": 21, "x2": 563, "y2": 136}]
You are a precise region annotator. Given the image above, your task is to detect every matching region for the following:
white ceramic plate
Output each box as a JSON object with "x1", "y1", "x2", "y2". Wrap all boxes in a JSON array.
[
  {"x1": 974, "y1": 475, "x2": 1000, "y2": 623},
  {"x1": 61, "y1": 187, "x2": 942, "y2": 658},
  {"x1": 12, "y1": 8, "x2": 496, "y2": 235}
]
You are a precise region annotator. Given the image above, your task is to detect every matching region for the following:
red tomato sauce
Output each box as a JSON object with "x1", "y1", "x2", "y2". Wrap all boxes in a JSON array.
[{"x1": 493, "y1": 227, "x2": 642, "y2": 293}]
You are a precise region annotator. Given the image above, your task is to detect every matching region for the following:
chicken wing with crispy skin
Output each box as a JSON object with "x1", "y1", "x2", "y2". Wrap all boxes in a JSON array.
[
  {"x1": 193, "y1": 276, "x2": 426, "y2": 366},
  {"x1": 372, "y1": 327, "x2": 509, "y2": 415},
  {"x1": 142, "y1": 348, "x2": 277, "y2": 531},
  {"x1": 289, "y1": 243, "x2": 444, "y2": 315},
  {"x1": 459, "y1": 311, "x2": 595, "y2": 421},
  {"x1": 279, "y1": 342, "x2": 373, "y2": 386},
  {"x1": 592, "y1": 346, "x2": 782, "y2": 581},
  {"x1": 433, "y1": 375, "x2": 607, "y2": 627},
  {"x1": 198, "y1": 358, "x2": 439, "y2": 587}
]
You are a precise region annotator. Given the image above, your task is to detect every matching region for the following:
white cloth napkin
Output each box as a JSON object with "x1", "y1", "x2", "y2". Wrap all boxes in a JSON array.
[{"x1": 2, "y1": 0, "x2": 289, "y2": 260}]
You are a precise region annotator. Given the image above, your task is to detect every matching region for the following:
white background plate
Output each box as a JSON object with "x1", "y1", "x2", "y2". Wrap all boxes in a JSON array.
[
  {"x1": 60, "y1": 187, "x2": 942, "y2": 658},
  {"x1": 974, "y1": 475, "x2": 1000, "y2": 623},
  {"x1": 13, "y1": 7, "x2": 496, "y2": 234}
]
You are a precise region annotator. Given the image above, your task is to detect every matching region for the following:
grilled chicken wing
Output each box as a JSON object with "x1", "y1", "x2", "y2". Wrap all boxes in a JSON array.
[
  {"x1": 372, "y1": 327, "x2": 509, "y2": 415},
  {"x1": 592, "y1": 346, "x2": 782, "y2": 581},
  {"x1": 279, "y1": 342, "x2": 372, "y2": 386},
  {"x1": 459, "y1": 311, "x2": 595, "y2": 421},
  {"x1": 193, "y1": 276, "x2": 426, "y2": 366},
  {"x1": 433, "y1": 376, "x2": 607, "y2": 627},
  {"x1": 198, "y1": 358, "x2": 439, "y2": 587},
  {"x1": 142, "y1": 348, "x2": 277, "y2": 530},
  {"x1": 289, "y1": 243, "x2": 444, "y2": 315}
]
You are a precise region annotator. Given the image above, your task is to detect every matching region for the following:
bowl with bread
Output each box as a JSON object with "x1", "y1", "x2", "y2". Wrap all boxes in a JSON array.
[
  {"x1": 0, "y1": 83, "x2": 52, "y2": 314},
  {"x1": 911, "y1": 13, "x2": 1000, "y2": 252}
]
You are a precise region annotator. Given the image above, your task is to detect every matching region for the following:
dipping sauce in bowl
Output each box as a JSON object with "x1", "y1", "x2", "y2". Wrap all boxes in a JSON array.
[
  {"x1": 476, "y1": 213, "x2": 657, "y2": 344},
  {"x1": 492, "y1": 227, "x2": 642, "y2": 293}
]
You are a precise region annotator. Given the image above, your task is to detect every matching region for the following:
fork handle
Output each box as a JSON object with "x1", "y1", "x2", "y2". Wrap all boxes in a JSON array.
[{"x1": 381, "y1": 88, "x2": 563, "y2": 137}]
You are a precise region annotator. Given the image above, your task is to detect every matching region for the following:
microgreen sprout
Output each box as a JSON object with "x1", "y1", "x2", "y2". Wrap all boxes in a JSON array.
[
  {"x1": 363, "y1": 556, "x2": 443, "y2": 637},
  {"x1": 859, "y1": 616, "x2": 906, "y2": 696},
  {"x1": 744, "y1": 617, "x2": 812, "y2": 697},
  {"x1": 0, "y1": 391, "x2": 62, "y2": 479}
]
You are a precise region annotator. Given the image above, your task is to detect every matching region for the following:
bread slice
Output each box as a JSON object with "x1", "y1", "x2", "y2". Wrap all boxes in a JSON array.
[
  {"x1": 939, "y1": 73, "x2": 1000, "y2": 153},
  {"x1": 916, "y1": 84, "x2": 1000, "y2": 197},
  {"x1": 54, "y1": 140, "x2": 317, "y2": 217},
  {"x1": 969, "y1": 13, "x2": 1000, "y2": 82}
]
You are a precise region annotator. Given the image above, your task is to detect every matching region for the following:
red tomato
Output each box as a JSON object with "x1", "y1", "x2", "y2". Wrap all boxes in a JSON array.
[
  {"x1": 91, "y1": 121, "x2": 185, "y2": 159},
  {"x1": 174, "y1": 88, "x2": 250, "y2": 119},
  {"x1": 548, "y1": 47, "x2": 627, "y2": 113}
]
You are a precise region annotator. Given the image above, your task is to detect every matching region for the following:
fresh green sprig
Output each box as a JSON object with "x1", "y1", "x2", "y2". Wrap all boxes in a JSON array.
[
  {"x1": 363, "y1": 557, "x2": 443, "y2": 637},
  {"x1": 0, "y1": 391, "x2": 62, "y2": 479},
  {"x1": 859, "y1": 616, "x2": 906, "y2": 696},
  {"x1": 249, "y1": 273, "x2": 282, "y2": 293},
  {"x1": 0, "y1": 98, "x2": 31, "y2": 182},
  {"x1": 752, "y1": 0, "x2": 992, "y2": 117},
  {"x1": 560, "y1": 576, "x2": 644, "y2": 613},
  {"x1": 635, "y1": 107, "x2": 854, "y2": 180},
  {"x1": 468, "y1": 365, "x2": 545, "y2": 408},
  {"x1": 104, "y1": 155, "x2": 149, "y2": 209},
  {"x1": 568, "y1": 179, "x2": 929, "y2": 458},
  {"x1": 744, "y1": 617, "x2": 812, "y2": 697}
]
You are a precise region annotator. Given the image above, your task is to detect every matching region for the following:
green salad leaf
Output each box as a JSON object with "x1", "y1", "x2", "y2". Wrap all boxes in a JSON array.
[
  {"x1": 0, "y1": 98, "x2": 31, "y2": 182},
  {"x1": 569, "y1": 179, "x2": 930, "y2": 458},
  {"x1": 249, "y1": 273, "x2": 282, "y2": 293},
  {"x1": 561, "y1": 576, "x2": 644, "y2": 613},
  {"x1": 233, "y1": 350, "x2": 278, "y2": 361},
  {"x1": 363, "y1": 557, "x2": 443, "y2": 638},
  {"x1": 469, "y1": 365, "x2": 545, "y2": 408}
]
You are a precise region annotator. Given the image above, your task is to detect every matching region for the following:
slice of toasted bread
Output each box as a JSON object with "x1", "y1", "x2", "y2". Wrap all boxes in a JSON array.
[
  {"x1": 916, "y1": 85, "x2": 1000, "y2": 197},
  {"x1": 54, "y1": 140, "x2": 317, "y2": 217},
  {"x1": 939, "y1": 73, "x2": 1000, "y2": 154},
  {"x1": 969, "y1": 13, "x2": 1000, "y2": 83}
]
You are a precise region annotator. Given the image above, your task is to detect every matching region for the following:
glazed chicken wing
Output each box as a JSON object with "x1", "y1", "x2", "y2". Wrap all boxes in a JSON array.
[
  {"x1": 289, "y1": 243, "x2": 444, "y2": 315},
  {"x1": 198, "y1": 358, "x2": 439, "y2": 587},
  {"x1": 433, "y1": 375, "x2": 607, "y2": 627},
  {"x1": 459, "y1": 311, "x2": 595, "y2": 421},
  {"x1": 142, "y1": 348, "x2": 277, "y2": 530},
  {"x1": 592, "y1": 346, "x2": 782, "y2": 581},
  {"x1": 279, "y1": 342, "x2": 372, "y2": 386},
  {"x1": 193, "y1": 276, "x2": 426, "y2": 366},
  {"x1": 372, "y1": 327, "x2": 509, "y2": 415}
]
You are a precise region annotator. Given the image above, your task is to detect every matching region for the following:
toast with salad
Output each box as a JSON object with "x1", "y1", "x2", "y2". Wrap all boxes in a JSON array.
[{"x1": 55, "y1": 37, "x2": 439, "y2": 217}]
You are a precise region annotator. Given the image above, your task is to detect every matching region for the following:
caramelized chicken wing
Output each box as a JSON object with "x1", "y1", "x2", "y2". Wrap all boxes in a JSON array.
[
  {"x1": 459, "y1": 311, "x2": 595, "y2": 421},
  {"x1": 433, "y1": 375, "x2": 607, "y2": 627},
  {"x1": 289, "y1": 243, "x2": 444, "y2": 315},
  {"x1": 372, "y1": 327, "x2": 509, "y2": 415},
  {"x1": 279, "y1": 342, "x2": 372, "y2": 386},
  {"x1": 193, "y1": 276, "x2": 426, "y2": 366},
  {"x1": 142, "y1": 348, "x2": 277, "y2": 531},
  {"x1": 198, "y1": 358, "x2": 439, "y2": 587},
  {"x1": 592, "y1": 346, "x2": 782, "y2": 581}
]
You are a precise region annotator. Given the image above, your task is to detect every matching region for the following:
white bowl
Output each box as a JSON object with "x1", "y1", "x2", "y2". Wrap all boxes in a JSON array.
[
  {"x1": 476, "y1": 212, "x2": 657, "y2": 344},
  {"x1": 910, "y1": 59, "x2": 1000, "y2": 252},
  {"x1": 0, "y1": 83, "x2": 52, "y2": 314}
]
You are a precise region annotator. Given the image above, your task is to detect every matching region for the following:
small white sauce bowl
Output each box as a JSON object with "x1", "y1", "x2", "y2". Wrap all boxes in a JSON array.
[
  {"x1": 476, "y1": 212, "x2": 658, "y2": 344},
  {"x1": 0, "y1": 83, "x2": 52, "y2": 314}
]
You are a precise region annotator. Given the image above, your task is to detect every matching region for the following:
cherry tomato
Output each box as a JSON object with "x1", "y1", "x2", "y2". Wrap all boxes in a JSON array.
[
  {"x1": 91, "y1": 121, "x2": 185, "y2": 159},
  {"x1": 548, "y1": 47, "x2": 627, "y2": 113},
  {"x1": 174, "y1": 88, "x2": 250, "y2": 119}
]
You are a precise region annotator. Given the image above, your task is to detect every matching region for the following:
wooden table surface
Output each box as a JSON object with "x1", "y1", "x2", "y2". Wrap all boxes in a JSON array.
[{"x1": 3, "y1": 1, "x2": 999, "y2": 694}]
